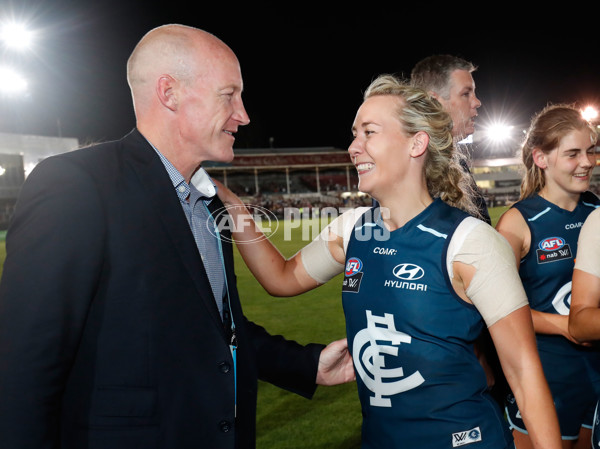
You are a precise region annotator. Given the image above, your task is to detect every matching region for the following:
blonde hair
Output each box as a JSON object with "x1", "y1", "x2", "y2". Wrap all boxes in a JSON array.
[
  {"x1": 519, "y1": 103, "x2": 598, "y2": 199},
  {"x1": 364, "y1": 74, "x2": 480, "y2": 218}
]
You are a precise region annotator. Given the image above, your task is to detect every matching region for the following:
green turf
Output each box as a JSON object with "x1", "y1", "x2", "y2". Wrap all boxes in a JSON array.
[
  {"x1": 234, "y1": 218, "x2": 362, "y2": 449},
  {"x1": 0, "y1": 206, "x2": 509, "y2": 448},
  {"x1": 488, "y1": 205, "x2": 509, "y2": 228}
]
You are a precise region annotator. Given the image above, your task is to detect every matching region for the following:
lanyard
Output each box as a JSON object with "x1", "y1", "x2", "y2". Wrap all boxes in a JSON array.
[{"x1": 205, "y1": 202, "x2": 237, "y2": 416}]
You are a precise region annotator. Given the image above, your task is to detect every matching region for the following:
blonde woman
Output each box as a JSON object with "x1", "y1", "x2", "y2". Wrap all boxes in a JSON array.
[{"x1": 207, "y1": 75, "x2": 560, "y2": 448}]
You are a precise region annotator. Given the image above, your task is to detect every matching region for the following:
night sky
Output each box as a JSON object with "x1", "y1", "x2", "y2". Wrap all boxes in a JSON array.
[{"x1": 2, "y1": 1, "x2": 599, "y2": 154}]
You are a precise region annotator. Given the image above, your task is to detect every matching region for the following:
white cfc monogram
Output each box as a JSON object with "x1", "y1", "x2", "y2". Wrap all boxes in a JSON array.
[{"x1": 352, "y1": 310, "x2": 425, "y2": 407}]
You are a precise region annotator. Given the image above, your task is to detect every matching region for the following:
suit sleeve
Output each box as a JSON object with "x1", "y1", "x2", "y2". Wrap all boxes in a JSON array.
[
  {"x1": 0, "y1": 156, "x2": 105, "y2": 448},
  {"x1": 244, "y1": 317, "x2": 325, "y2": 398}
]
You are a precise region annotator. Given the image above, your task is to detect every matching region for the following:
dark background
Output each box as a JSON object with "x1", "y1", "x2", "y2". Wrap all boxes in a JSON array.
[{"x1": 2, "y1": 1, "x2": 599, "y2": 152}]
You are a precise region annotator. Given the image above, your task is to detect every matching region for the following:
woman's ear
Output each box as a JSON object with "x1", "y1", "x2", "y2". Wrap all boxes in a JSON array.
[
  {"x1": 532, "y1": 148, "x2": 547, "y2": 169},
  {"x1": 156, "y1": 75, "x2": 179, "y2": 111},
  {"x1": 410, "y1": 131, "x2": 429, "y2": 158}
]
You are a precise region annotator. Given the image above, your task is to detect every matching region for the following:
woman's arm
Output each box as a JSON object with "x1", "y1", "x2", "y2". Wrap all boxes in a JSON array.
[
  {"x1": 569, "y1": 269, "x2": 600, "y2": 342},
  {"x1": 452, "y1": 224, "x2": 561, "y2": 449},
  {"x1": 214, "y1": 180, "x2": 345, "y2": 296},
  {"x1": 494, "y1": 207, "x2": 529, "y2": 267},
  {"x1": 569, "y1": 209, "x2": 600, "y2": 341},
  {"x1": 489, "y1": 307, "x2": 561, "y2": 449},
  {"x1": 530, "y1": 309, "x2": 580, "y2": 343}
]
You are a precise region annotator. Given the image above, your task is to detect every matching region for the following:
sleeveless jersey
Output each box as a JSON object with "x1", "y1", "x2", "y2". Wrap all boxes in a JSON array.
[
  {"x1": 513, "y1": 192, "x2": 600, "y2": 355},
  {"x1": 342, "y1": 199, "x2": 512, "y2": 449}
]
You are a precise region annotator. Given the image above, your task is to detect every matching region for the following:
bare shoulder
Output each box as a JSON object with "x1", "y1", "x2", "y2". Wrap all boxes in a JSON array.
[
  {"x1": 495, "y1": 207, "x2": 526, "y2": 232},
  {"x1": 495, "y1": 207, "x2": 530, "y2": 261}
]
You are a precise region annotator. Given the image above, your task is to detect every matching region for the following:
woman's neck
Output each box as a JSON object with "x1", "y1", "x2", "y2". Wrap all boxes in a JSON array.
[
  {"x1": 377, "y1": 190, "x2": 433, "y2": 231},
  {"x1": 538, "y1": 186, "x2": 580, "y2": 212}
]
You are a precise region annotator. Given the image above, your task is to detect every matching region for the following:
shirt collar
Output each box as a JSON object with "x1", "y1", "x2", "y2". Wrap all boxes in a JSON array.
[
  {"x1": 190, "y1": 167, "x2": 217, "y2": 199},
  {"x1": 143, "y1": 134, "x2": 216, "y2": 202}
]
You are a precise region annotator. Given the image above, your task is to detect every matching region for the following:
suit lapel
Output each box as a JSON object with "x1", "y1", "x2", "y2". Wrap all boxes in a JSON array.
[{"x1": 123, "y1": 130, "x2": 226, "y2": 333}]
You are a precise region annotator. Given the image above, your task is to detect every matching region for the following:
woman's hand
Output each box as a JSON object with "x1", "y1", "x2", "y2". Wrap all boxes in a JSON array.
[{"x1": 214, "y1": 179, "x2": 243, "y2": 207}]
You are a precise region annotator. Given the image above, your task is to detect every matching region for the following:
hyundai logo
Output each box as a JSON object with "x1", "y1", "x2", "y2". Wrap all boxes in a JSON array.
[{"x1": 392, "y1": 263, "x2": 425, "y2": 280}]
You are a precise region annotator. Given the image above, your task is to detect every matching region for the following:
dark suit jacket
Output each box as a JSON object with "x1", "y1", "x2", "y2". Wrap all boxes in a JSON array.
[{"x1": 0, "y1": 129, "x2": 324, "y2": 449}]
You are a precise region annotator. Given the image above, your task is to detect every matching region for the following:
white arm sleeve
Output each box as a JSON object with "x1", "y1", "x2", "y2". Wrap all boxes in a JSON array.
[
  {"x1": 575, "y1": 208, "x2": 600, "y2": 279},
  {"x1": 447, "y1": 217, "x2": 529, "y2": 327},
  {"x1": 300, "y1": 207, "x2": 371, "y2": 284}
]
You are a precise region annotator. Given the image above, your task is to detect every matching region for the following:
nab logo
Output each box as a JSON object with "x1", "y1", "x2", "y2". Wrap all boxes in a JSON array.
[
  {"x1": 345, "y1": 258, "x2": 363, "y2": 276},
  {"x1": 392, "y1": 263, "x2": 425, "y2": 281},
  {"x1": 539, "y1": 237, "x2": 565, "y2": 252}
]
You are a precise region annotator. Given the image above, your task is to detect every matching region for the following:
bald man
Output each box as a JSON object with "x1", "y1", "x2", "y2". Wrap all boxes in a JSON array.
[{"x1": 0, "y1": 24, "x2": 353, "y2": 449}]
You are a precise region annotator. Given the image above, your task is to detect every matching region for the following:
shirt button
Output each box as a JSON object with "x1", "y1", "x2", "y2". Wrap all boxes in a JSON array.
[
  {"x1": 218, "y1": 361, "x2": 231, "y2": 373},
  {"x1": 219, "y1": 420, "x2": 232, "y2": 433},
  {"x1": 178, "y1": 185, "x2": 186, "y2": 193}
]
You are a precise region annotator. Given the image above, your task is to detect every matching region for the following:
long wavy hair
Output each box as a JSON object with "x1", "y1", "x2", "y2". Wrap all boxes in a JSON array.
[
  {"x1": 364, "y1": 74, "x2": 480, "y2": 218},
  {"x1": 519, "y1": 103, "x2": 598, "y2": 200}
]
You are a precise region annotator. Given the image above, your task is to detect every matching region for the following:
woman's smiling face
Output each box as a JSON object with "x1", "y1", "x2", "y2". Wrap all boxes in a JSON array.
[{"x1": 348, "y1": 95, "x2": 415, "y2": 198}]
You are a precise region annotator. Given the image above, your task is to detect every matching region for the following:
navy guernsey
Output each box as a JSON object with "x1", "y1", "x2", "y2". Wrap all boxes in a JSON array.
[
  {"x1": 504, "y1": 192, "x2": 600, "y2": 437},
  {"x1": 342, "y1": 198, "x2": 512, "y2": 449},
  {"x1": 514, "y1": 192, "x2": 600, "y2": 355}
]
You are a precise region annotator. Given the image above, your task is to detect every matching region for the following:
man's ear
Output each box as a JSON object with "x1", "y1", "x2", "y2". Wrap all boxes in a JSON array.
[
  {"x1": 410, "y1": 131, "x2": 429, "y2": 158},
  {"x1": 429, "y1": 90, "x2": 447, "y2": 109},
  {"x1": 156, "y1": 75, "x2": 179, "y2": 111},
  {"x1": 532, "y1": 148, "x2": 548, "y2": 169}
]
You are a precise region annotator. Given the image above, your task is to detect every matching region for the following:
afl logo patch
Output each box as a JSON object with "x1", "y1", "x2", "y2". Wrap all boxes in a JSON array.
[
  {"x1": 345, "y1": 258, "x2": 363, "y2": 276},
  {"x1": 343, "y1": 257, "x2": 364, "y2": 293},
  {"x1": 392, "y1": 263, "x2": 425, "y2": 281},
  {"x1": 539, "y1": 237, "x2": 565, "y2": 251},
  {"x1": 536, "y1": 237, "x2": 572, "y2": 264}
]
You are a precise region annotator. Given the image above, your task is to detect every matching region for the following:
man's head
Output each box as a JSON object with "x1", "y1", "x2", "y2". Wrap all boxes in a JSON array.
[
  {"x1": 127, "y1": 24, "x2": 249, "y2": 179},
  {"x1": 411, "y1": 55, "x2": 481, "y2": 140}
]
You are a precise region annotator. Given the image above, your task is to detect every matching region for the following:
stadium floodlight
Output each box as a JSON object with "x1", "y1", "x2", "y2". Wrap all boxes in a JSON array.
[
  {"x1": 0, "y1": 66, "x2": 28, "y2": 96},
  {"x1": 0, "y1": 21, "x2": 33, "y2": 51},
  {"x1": 582, "y1": 106, "x2": 598, "y2": 122},
  {"x1": 484, "y1": 122, "x2": 514, "y2": 144}
]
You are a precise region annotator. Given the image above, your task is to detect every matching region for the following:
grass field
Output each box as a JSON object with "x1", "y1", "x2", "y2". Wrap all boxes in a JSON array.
[{"x1": 0, "y1": 206, "x2": 509, "y2": 448}]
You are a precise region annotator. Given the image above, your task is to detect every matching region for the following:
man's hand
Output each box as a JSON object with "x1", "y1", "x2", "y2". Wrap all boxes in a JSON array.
[{"x1": 316, "y1": 338, "x2": 355, "y2": 386}]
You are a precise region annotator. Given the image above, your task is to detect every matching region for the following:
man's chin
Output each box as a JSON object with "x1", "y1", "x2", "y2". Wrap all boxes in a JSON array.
[
  {"x1": 213, "y1": 147, "x2": 235, "y2": 163},
  {"x1": 455, "y1": 128, "x2": 474, "y2": 142},
  {"x1": 223, "y1": 151, "x2": 235, "y2": 163}
]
